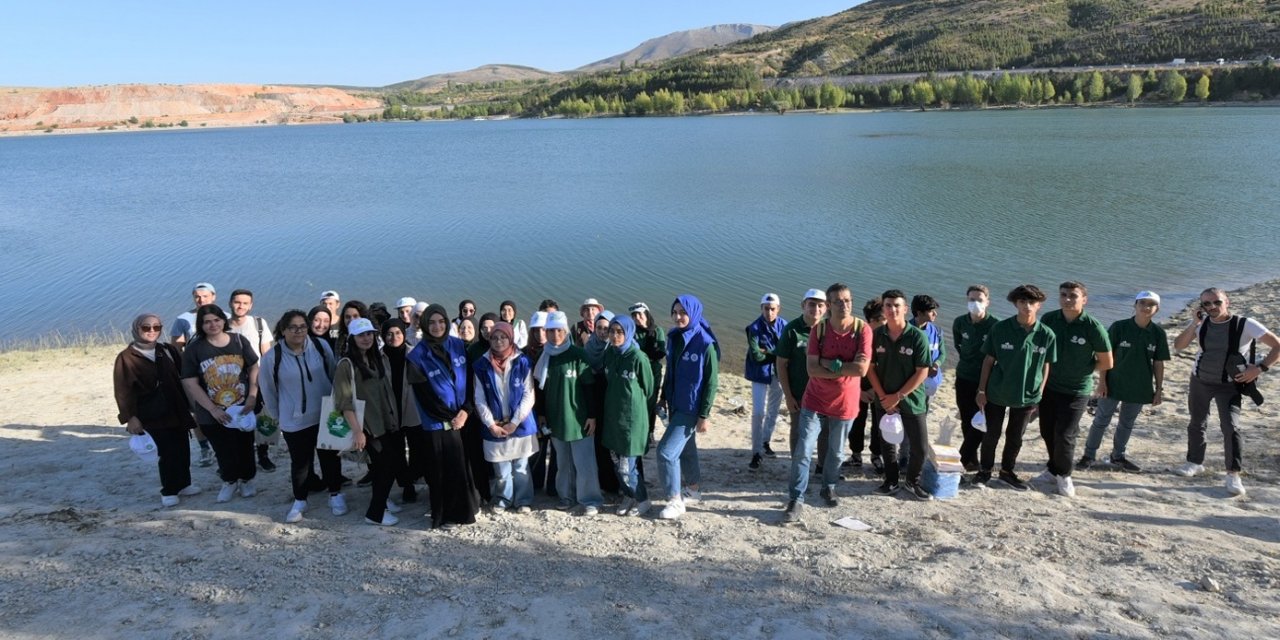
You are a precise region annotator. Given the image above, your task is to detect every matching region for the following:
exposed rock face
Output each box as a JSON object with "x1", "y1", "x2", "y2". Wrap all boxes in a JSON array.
[{"x1": 0, "y1": 84, "x2": 383, "y2": 132}]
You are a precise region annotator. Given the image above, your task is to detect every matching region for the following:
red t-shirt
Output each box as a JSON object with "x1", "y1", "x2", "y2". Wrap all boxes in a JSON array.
[{"x1": 801, "y1": 318, "x2": 872, "y2": 420}]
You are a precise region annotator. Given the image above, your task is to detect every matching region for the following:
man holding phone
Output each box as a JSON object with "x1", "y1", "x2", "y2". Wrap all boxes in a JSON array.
[{"x1": 1172, "y1": 287, "x2": 1279, "y2": 496}]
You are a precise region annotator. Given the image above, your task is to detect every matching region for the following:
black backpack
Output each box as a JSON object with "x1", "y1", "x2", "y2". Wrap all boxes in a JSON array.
[
  {"x1": 273, "y1": 335, "x2": 335, "y2": 389},
  {"x1": 1197, "y1": 315, "x2": 1257, "y2": 383}
]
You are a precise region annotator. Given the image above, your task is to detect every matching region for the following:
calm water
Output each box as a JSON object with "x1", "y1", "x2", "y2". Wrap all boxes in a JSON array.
[{"x1": 2, "y1": 108, "x2": 1278, "y2": 365}]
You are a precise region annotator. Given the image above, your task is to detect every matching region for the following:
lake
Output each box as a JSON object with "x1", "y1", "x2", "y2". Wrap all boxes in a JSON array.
[{"x1": 2, "y1": 107, "x2": 1278, "y2": 367}]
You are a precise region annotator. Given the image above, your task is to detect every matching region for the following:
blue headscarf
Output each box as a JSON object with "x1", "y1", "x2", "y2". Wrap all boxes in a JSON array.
[
  {"x1": 608, "y1": 315, "x2": 638, "y2": 355},
  {"x1": 669, "y1": 294, "x2": 719, "y2": 361}
]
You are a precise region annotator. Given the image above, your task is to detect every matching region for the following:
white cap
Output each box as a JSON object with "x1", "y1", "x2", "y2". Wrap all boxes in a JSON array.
[
  {"x1": 628, "y1": 302, "x2": 650, "y2": 315},
  {"x1": 529, "y1": 311, "x2": 549, "y2": 329},
  {"x1": 347, "y1": 318, "x2": 376, "y2": 335},
  {"x1": 413, "y1": 301, "x2": 429, "y2": 314},
  {"x1": 1135, "y1": 291, "x2": 1161, "y2": 305},
  {"x1": 395, "y1": 297, "x2": 417, "y2": 310},
  {"x1": 320, "y1": 290, "x2": 340, "y2": 301},
  {"x1": 879, "y1": 412, "x2": 904, "y2": 445},
  {"x1": 545, "y1": 311, "x2": 570, "y2": 331},
  {"x1": 760, "y1": 293, "x2": 780, "y2": 306},
  {"x1": 803, "y1": 288, "x2": 826, "y2": 302}
]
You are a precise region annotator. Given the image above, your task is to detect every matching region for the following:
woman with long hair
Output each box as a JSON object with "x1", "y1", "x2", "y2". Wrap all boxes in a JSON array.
[
  {"x1": 258, "y1": 309, "x2": 344, "y2": 523},
  {"x1": 334, "y1": 318, "x2": 404, "y2": 526},
  {"x1": 336, "y1": 300, "x2": 370, "y2": 356},
  {"x1": 180, "y1": 303, "x2": 261, "y2": 504},
  {"x1": 472, "y1": 322, "x2": 539, "y2": 513},
  {"x1": 113, "y1": 313, "x2": 200, "y2": 507},
  {"x1": 406, "y1": 304, "x2": 480, "y2": 529}
]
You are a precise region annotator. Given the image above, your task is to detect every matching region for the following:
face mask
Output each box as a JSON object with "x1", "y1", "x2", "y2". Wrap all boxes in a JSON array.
[{"x1": 967, "y1": 300, "x2": 986, "y2": 314}]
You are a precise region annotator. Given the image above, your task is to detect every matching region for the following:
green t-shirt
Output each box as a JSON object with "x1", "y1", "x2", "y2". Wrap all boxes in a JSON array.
[
  {"x1": 952, "y1": 312, "x2": 1000, "y2": 382},
  {"x1": 1041, "y1": 309, "x2": 1111, "y2": 396},
  {"x1": 1104, "y1": 318, "x2": 1170, "y2": 404},
  {"x1": 981, "y1": 317, "x2": 1058, "y2": 408},
  {"x1": 774, "y1": 315, "x2": 814, "y2": 402},
  {"x1": 870, "y1": 323, "x2": 931, "y2": 416},
  {"x1": 541, "y1": 346, "x2": 594, "y2": 442}
]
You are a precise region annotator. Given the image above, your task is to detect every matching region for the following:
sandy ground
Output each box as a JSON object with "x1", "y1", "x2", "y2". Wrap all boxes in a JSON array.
[{"x1": 1, "y1": 282, "x2": 1278, "y2": 639}]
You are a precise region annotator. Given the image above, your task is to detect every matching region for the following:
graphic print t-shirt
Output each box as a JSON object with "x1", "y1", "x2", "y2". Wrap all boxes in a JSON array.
[{"x1": 181, "y1": 334, "x2": 259, "y2": 424}]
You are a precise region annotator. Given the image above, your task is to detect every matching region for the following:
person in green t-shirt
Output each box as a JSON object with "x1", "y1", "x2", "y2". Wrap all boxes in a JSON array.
[
  {"x1": 1036, "y1": 281, "x2": 1112, "y2": 498},
  {"x1": 975, "y1": 284, "x2": 1057, "y2": 491},
  {"x1": 774, "y1": 288, "x2": 828, "y2": 455},
  {"x1": 1080, "y1": 291, "x2": 1170, "y2": 473},
  {"x1": 952, "y1": 284, "x2": 999, "y2": 471},
  {"x1": 866, "y1": 290, "x2": 933, "y2": 500}
]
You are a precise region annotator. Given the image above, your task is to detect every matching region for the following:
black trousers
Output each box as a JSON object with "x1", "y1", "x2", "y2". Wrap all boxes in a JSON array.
[
  {"x1": 145, "y1": 427, "x2": 192, "y2": 496},
  {"x1": 846, "y1": 399, "x2": 882, "y2": 461},
  {"x1": 365, "y1": 430, "x2": 406, "y2": 521},
  {"x1": 462, "y1": 416, "x2": 492, "y2": 502},
  {"x1": 402, "y1": 426, "x2": 428, "y2": 488},
  {"x1": 872, "y1": 406, "x2": 930, "y2": 485},
  {"x1": 200, "y1": 422, "x2": 256, "y2": 484},
  {"x1": 955, "y1": 377, "x2": 983, "y2": 467},
  {"x1": 979, "y1": 403, "x2": 1036, "y2": 474},
  {"x1": 1038, "y1": 388, "x2": 1089, "y2": 477},
  {"x1": 282, "y1": 425, "x2": 341, "y2": 500}
]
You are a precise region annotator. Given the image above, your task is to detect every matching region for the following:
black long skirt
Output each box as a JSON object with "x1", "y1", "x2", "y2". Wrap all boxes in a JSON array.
[{"x1": 422, "y1": 428, "x2": 480, "y2": 528}]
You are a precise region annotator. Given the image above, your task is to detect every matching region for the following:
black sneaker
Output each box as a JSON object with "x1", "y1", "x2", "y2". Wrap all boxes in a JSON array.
[
  {"x1": 1110, "y1": 456, "x2": 1142, "y2": 473},
  {"x1": 1076, "y1": 455, "x2": 1094, "y2": 471},
  {"x1": 782, "y1": 500, "x2": 803, "y2": 525},
  {"x1": 257, "y1": 447, "x2": 276, "y2": 472},
  {"x1": 966, "y1": 471, "x2": 992, "y2": 488},
  {"x1": 999, "y1": 471, "x2": 1030, "y2": 491},
  {"x1": 873, "y1": 482, "x2": 900, "y2": 496},
  {"x1": 763, "y1": 443, "x2": 777, "y2": 458},
  {"x1": 962, "y1": 460, "x2": 980, "y2": 473},
  {"x1": 820, "y1": 486, "x2": 839, "y2": 507},
  {"x1": 357, "y1": 472, "x2": 374, "y2": 487},
  {"x1": 871, "y1": 456, "x2": 885, "y2": 475},
  {"x1": 749, "y1": 453, "x2": 762, "y2": 470},
  {"x1": 842, "y1": 455, "x2": 862, "y2": 469},
  {"x1": 904, "y1": 481, "x2": 933, "y2": 501}
]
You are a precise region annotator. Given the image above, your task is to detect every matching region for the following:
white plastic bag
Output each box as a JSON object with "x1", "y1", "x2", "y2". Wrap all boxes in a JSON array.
[
  {"x1": 971, "y1": 410, "x2": 988, "y2": 433},
  {"x1": 130, "y1": 433, "x2": 159, "y2": 463},
  {"x1": 224, "y1": 405, "x2": 257, "y2": 432},
  {"x1": 879, "y1": 412, "x2": 904, "y2": 445}
]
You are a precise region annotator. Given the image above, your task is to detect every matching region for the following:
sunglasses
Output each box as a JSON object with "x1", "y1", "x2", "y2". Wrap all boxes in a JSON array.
[
  {"x1": 140, "y1": 324, "x2": 163, "y2": 332},
  {"x1": 1200, "y1": 300, "x2": 1225, "y2": 308}
]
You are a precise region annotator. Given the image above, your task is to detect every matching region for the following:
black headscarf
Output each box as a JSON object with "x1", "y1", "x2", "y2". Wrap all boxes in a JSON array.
[
  {"x1": 420, "y1": 304, "x2": 453, "y2": 372},
  {"x1": 382, "y1": 319, "x2": 409, "y2": 402}
]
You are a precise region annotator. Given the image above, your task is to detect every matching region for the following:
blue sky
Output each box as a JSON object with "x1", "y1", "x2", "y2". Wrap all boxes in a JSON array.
[{"x1": 3, "y1": 1, "x2": 864, "y2": 87}]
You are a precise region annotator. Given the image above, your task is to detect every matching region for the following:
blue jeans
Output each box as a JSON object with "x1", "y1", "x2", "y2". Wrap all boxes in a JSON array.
[
  {"x1": 789, "y1": 409, "x2": 853, "y2": 502},
  {"x1": 614, "y1": 454, "x2": 648, "y2": 502},
  {"x1": 492, "y1": 457, "x2": 533, "y2": 508},
  {"x1": 1084, "y1": 396, "x2": 1145, "y2": 460},
  {"x1": 552, "y1": 436, "x2": 603, "y2": 508},
  {"x1": 657, "y1": 412, "x2": 701, "y2": 500}
]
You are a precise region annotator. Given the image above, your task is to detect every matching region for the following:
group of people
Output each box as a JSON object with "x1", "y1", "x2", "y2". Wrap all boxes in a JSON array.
[{"x1": 111, "y1": 280, "x2": 1277, "y2": 528}]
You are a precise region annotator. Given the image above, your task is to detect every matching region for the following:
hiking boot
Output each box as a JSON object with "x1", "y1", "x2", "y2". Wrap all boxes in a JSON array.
[
  {"x1": 1110, "y1": 456, "x2": 1141, "y2": 473},
  {"x1": 904, "y1": 481, "x2": 933, "y2": 501},
  {"x1": 1075, "y1": 455, "x2": 1094, "y2": 471},
  {"x1": 749, "y1": 453, "x2": 762, "y2": 470},
  {"x1": 999, "y1": 471, "x2": 1030, "y2": 491},
  {"x1": 782, "y1": 500, "x2": 803, "y2": 525},
  {"x1": 820, "y1": 485, "x2": 839, "y2": 507},
  {"x1": 873, "y1": 482, "x2": 900, "y2": 496}
]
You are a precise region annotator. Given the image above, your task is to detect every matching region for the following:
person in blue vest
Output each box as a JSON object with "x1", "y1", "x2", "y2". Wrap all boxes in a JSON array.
[
  {"x1": 657, "y1": 294, "x2": 719, "y2": 520},
  {"x1": 472, "y1": 321, "x2": 540, "y2": 513},
  {"x1": 745, "y1": 293, "x2": 787, "y2": 470},
  {"x1": 406, "y1": 304, "x2": 479, "y2": 529}
]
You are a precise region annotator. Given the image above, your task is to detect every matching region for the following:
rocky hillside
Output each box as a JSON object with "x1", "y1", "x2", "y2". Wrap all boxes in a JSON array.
[
  {"x1": 386, "y1": 65, "x2": 564, "y2": 93},
  {"x1": 576, "y1": 23, "x2": 775, "y2": 71},
  {"x1": 0, "y1": 84, "x2": 382, "y2": 133}
]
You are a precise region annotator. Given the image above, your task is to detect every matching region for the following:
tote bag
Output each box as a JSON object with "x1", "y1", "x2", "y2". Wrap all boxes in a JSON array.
[{"x1": 317, "y1": 359, "x2": 364, "y2": 451}]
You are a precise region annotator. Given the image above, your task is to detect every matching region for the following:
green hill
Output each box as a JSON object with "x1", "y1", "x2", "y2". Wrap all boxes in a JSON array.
[{"x1": 694, "y1": 0, "x2": 1280, "y2": 76}]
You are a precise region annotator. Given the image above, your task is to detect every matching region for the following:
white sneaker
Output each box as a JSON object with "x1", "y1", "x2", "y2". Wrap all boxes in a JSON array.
[
  {"x1": 1175, "y1": 462, "x2": 1206, "y2": 477},
  {"x1": 161, "y1": 495, "x2": 180, "y2": 508},
  {"x1": 659, "y1": 498, "x2": 685, "y2": 520},
  {"x1": 177, "y1": 484, "x2": 202, "y2": 497},
  {"x1": 1226, "y1": 473, "x2": 1246, "y2": 496},
  {"x1": 329, "y1": 493, "x2": 349, "y2": 516},
  {"x1": 1057, "y1": 475, "x2": 1076, "y2": 498},
  {"x1": 285, "y1": 500, "x2": 306, "y2": 523},
  {"x1": 631, "y1": 500, "x2": 652, "y2": 517},
  {"x1": 1034, "y1": 469, "x2": 1056, "y2": 484},
  {"x1": 681, "y1": 487, "x2": 702, "y2": 505},
  {"x1": 615, "y1": 497, "x2": 636, "y2": 516},
  {"x1": 239, "y1": 480, "x2": 257, "y2": 498},
  {"x1": 385, "y1": 500, "x2": 403, "y2": 514},
  {"x1": 216, "y1": 482, "x2": 237, "y2": 503},
  {"x1": 366, "y1": 512, "x2": 399, "y2": 526},
  {"x1": 581, "y1": 506, "x2": 599, "y2": 517}
]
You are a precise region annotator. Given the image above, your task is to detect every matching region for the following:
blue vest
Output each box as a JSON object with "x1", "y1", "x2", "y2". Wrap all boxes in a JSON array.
[
  {"x1": 666, "y1": 331, "x2": 717, "y2": 416},
  {"x1": 744, "y1": 316, "x2": 786, "y2": 384},
  {"x1": 473, "y1": 353, "x2": 538, "y2": 442},
  {"x1": 406, "y1": 338, "x2": 468, "y2": 432}
]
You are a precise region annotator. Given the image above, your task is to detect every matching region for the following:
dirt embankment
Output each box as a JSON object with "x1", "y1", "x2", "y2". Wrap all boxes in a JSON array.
[{"x1": 0, "y1": 84, "x2": 383, "y2": 134}]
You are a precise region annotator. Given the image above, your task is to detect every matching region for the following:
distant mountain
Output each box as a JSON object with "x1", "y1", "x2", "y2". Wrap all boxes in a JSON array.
[
  {"x1": 386, "y1": 64, "x2": 564, "y2": 92},
  {"x1": 693, "y1": 0, "x2": 1280, "y2": 76},
  {"x1": 577, "y1": 24, "x2": 775, "y2": 72}
]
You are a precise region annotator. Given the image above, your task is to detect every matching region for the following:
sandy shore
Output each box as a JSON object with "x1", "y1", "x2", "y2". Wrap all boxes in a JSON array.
[{"x1": 2, "y1": 282, "x2": 1278, "y2": 639}]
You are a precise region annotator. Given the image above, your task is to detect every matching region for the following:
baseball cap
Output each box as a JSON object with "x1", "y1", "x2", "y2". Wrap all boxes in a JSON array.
[
  {"x1": 320, "y1": 290, "x2": 340, "y2": 302},
  {"x1": 628, "y1": 302, "x2": 650, "y2": 315},
  {"x1": 193, "y1": 282, "x2": 216, "y2": 294},
  {"x1": 1134, "y1": 291, "x2": 1161, "y2": 305},
  {"x1": 529, "y1": 311, "x2": 549, "y2": 329},
  {"x1": 760, "y1": 293, "x2": 780, "y2": 306},
  {"x1": 803, "y1": 288, "x2": 825, "y2": 302},
  {"x1": 347, "y1": 318, "x2": 376, "y2": 335},
  {"x1": 545, "y1": 311, "x2": 570, "y2": 331},
  {"x1": 413, "y1": 301, "x2": 429, "y2": 315},
  {"x1": 395, "y1": 296, "x2": 417, "y2": 309}
]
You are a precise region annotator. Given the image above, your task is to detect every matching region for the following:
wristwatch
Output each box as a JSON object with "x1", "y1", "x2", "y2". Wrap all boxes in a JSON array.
[{"x1": 1260, "y1": 363, "x2": 1270, "y2": 372}]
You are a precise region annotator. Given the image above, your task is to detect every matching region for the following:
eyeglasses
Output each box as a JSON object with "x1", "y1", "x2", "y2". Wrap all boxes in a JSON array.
[
  {"x1": 140, "y1": 324, "x2": 162, "y2": 332},
  {"x1": 285, "y1": 325, "x2": 309, "y2": 332},
  {"x1": 1200, "y1": 300, "x2": 1225, "y2": 308}
]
